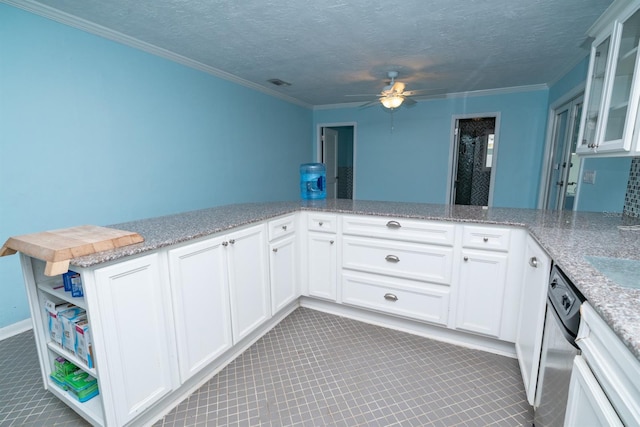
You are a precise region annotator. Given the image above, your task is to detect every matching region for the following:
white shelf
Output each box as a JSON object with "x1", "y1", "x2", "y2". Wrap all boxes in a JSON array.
[
  {"x1": 47, "y1": 341, "x2": 97, "y2": 377},
  {"x1": 38, "y1": 279, "x2": 87, "y2": 310},
  {"x1": 47, "y1": 378, "x2": 104, "y2": 426}
]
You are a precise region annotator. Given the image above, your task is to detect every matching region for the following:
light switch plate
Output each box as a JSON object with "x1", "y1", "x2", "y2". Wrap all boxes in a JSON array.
[{"x1": 583, "y1": 170, "x2": 597, "y2": 184}]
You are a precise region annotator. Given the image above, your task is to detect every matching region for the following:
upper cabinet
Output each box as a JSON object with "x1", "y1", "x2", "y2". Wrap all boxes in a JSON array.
[{"x1": 578, "y1": 1, "x2": 640, "y2": 156}]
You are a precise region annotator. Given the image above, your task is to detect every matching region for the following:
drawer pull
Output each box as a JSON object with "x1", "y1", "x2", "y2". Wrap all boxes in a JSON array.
[
  {"x1": 384, "y1": 293, "x2": 398, "y2": 302},
  {"x1": 483, "y1": 237, "x2": 489, "y2": 242},
  {"x1": 386, "y1": 220, "x2": 401, "y2": 229},
  {"x1": 229, "y1": 239, "x2": 236, "y2": 245},
  {"x1": 529, "y1": 257, "x2": 538, "y2": 268},
  {"x1": 463, "y1": 256, "x2": 468, "y2": 261},
  {"x1": 330, "y1": 240, "x2": 334, "y2": 245},
  {"x1": 272, "y1": 248, "x2": 278, "y2": 253},
  {"x1": 222, "y1": 241, "x2": 228, "y2": 247},
  {"x1": 282, "y1": 225, "x2": 287, "y2": 231},
  {"x1": 318, "y1": 221, "x2": 324, "y2": 227},
  {"x1": 385, "y1": 255, "x2": 400, "y2": 263}
]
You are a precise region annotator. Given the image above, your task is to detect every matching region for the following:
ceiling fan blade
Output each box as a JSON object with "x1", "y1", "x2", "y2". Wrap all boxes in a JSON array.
[
  {"x1": 391, "y1": 81, "x2": 405, "y2": 93},
  {"x1": 403, "y1": 88, "x2": 446, "y2": 96},
  {"x1": 402, "y1": 96, "x2": 417, "y2": 106},
  {"x1": 345, "y1": 93, "x2": 383, "y2": 97}
]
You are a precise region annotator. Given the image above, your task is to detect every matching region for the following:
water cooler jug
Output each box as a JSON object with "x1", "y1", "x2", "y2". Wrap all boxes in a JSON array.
[{"x1": 300, "y1": 163, "x2": 326, "y2": 200}]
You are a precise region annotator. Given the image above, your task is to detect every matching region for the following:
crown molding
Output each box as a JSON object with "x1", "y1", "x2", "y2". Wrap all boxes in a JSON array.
[
  {"x1": 3, "y1": 0, "x2": 312, "y2": 109},
  {"x1": 313, "y1": 84, "x2": 549, "y2": 110}
]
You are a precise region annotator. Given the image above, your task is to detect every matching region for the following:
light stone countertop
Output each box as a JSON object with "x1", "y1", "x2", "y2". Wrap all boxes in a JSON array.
[{"x1": 68, "y1": 200, "x2": 640, "y2": 361}]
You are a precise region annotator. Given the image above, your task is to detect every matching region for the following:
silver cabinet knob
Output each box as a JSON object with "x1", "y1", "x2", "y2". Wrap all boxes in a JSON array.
[
  {"x1": 386, "y1": 220, "x2": 401, "y2": 229},
  {"x1": 384, "y1": 293, "x2": 398, "y2": 302},
  {"x1": 329, "y1": 240, "x2": 334, "y2": 244},
  {"x1": 272, "y1": 248, "x2": 278, "y2": 253},
  {"x1": 229, "y1": 239, "x2": 235, "y2": 245},
  {"x1": 529, "y1": 257, "x2": 538, "y2": 268},
  {"x1": 464, "y1": 256, "x2": 469, "y2": 261},
  {"x1": 222, "y1": 241, "x2": 228, "y2": 247},
  {"x1": 483, "y1": 237, "x2": 489, "y2": 242},
  {"x1": 385, "y1": 255, "x2": 400, "y2": 263},
  {"x1": 282, "y1": 225, "x2": 287, "y2": 231},
  {"x1": 319, "y1": 221, "x2": 324, "y2": 226}
]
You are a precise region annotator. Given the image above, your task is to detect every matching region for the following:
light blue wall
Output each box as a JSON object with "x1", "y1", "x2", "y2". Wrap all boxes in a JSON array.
[
  {"x1": 548, "y1": 56, "x2": 590, "y2": 106},
  {"x1": 577, "y1": 157, "x2": 632, "y2": 212},
  {"x1": 314, "y1": 90, "x2": 549, "y2": 207},
  {"x1": 0, "y1": 4, "x2": 312, "y2": 328}
]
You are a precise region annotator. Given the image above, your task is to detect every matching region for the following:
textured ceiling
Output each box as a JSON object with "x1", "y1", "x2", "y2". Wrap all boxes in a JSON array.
[{"x1": 12, "y1": 0, "x2": 613, "y2": 107}]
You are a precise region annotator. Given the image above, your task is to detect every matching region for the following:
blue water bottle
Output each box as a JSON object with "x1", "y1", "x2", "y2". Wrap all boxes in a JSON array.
[{"x1": 300, "y1": 163, "x2": 326, "y2": 200}]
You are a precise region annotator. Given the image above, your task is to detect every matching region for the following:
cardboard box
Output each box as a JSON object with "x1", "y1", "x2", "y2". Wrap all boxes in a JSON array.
[
  {"x1": 70, "y1": 273, "x2": 83, "y2": 298},
  {"x1": 44, "y1": 301, "x2": 77, "y2": 346},
  {"x1": 75, "y1": 319, "x2": 94, "y2": 369},
  {"x1": 62, "y1": 271, "x2": 78, "y2": 292},
  {"x1": 60, "y1": 308, "x2": 86, "y2": 353}
]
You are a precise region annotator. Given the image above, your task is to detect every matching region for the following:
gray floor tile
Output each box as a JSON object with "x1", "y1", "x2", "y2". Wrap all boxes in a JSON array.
[{"x1": 1, "y1": 307, "x2": 533, "y2": 426}]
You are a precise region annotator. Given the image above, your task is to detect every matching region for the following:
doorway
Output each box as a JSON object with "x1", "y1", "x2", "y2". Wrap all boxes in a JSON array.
[
  {"x1": 449, "y1": 116, "x2": 498, "y2": 206},
  {"x1": 318, "y1": 124, "x2": 355, "y2": 199},
  {"x1": 542, "y1": 96, "x2": 583, "y2": 210}
]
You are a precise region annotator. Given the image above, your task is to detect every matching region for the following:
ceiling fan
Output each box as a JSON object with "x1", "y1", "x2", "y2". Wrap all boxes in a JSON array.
[{"x1": 349, "y1": 71, "x2": 425, "y2": 110}]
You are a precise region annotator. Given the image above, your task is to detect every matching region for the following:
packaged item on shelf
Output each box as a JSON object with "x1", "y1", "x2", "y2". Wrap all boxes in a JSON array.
[
  {"x1": 54, "y1": 356, "x2": 77, "y2": 376},
  {"x1": 70, "y1": 273, "x2": 83, "y2": 298},
  {"x1": 62, "y1": 271, "x2": 79, "y2": 292},
  {"x1": 45, "y1": 301, "x2": 77, "y2": 346},
  {"x1": 75, "y1": 319, "x2": 94, "y2": 369},
  {"x1": 60, "y1": 308, "x2": 86, "y2": 353},
  {"x1": 65, "y1": 370, "x2": 99, "y2": 403},
  {"x1": 50, "y1": 370, "x2": 68, "y2": 390}
]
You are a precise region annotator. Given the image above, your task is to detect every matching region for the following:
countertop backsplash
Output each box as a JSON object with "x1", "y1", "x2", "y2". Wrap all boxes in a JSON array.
[{"x1": 623, "y1": 157, "x2": 640, "y2": 218}]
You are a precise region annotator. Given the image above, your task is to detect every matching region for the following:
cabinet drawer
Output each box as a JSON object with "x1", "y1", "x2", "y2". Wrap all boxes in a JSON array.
[
  {"x1": 461, "y1": 225, "x2": 511, "y2": 252},
  {"x1": 341, "y1": 271, "x2": 450, "y2": 326},
  {"x1": 307, "y1": 213, "x2": 337, "y2": 233},
  {"x1": 577, "y1": 303, "x2": 640, "y2": 426},
  {"x1": 342, "y1": 236, "x2": 453, "y2": 284},
  {"x1": 342, "y1": 215, "x2": 455, "y2": 245},
  {"x1": 268, "y1": 215, "x2": 296, "y2": 241}
]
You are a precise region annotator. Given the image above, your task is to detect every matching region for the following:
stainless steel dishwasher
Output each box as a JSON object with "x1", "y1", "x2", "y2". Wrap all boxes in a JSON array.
[{"x1": 534, "y1": 265, "x2": 585, "y2": 427}]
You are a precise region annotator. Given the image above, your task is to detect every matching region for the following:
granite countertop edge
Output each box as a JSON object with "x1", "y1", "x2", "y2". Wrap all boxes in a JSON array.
[{"x1": 66, "y1": 200, "x2": 640, "y2": 361}]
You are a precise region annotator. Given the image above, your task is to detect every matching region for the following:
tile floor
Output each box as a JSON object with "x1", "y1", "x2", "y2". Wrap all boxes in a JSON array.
[{"x1": 0, "y1": 308, "x2": 533, "y2": 426}]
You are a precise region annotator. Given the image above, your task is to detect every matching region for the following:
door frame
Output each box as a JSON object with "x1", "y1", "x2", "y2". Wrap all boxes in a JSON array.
[
  {"x1": 537, "y1": 84, "x2": 585, "y2": 210},
  {"x1": 316, "y1": 122, "x2": 357, "y2": 199},
  {"x1": 446, "y1": 112, "x2": 501, "y2": 206}
]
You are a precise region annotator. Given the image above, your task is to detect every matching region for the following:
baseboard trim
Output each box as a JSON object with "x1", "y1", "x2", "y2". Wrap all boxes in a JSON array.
[
  {"x1": 0, "y1": 318, "x2": 33, "y2": 341},
  {"x1": 299, "y1": 297, "x2": 517, "y2": 358}
]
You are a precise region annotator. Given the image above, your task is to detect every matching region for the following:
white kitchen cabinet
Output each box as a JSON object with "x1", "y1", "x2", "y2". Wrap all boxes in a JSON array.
[
  {"x1": 168, "y1": 236, "x2": 233, "y2": 384},
  {"x1": 307, "y1": 231, "x2": 338, "y2": 301},
  {"x1": 515, "y1": 235, "x2": 551, "y2": 406},
  {"x1": 578, "y1": 1, "x2": 640, "y2": 155},
  {"x1": 564, "y1": 355, "x2": 623, "y2": 427},
  {"x1": 576, "y1": 303, "x2": 640, "y2": 426},
  {"x1": 226, "y1": 224, "x2": 271, "y2": 343},
  {"x1": 455, "y1": 248, "x2": 508, "y2": 338},
  {"x1": 91, "y1": 253, "x2": 179, "y2": 426},
  {"x1": 269, "y1": 234, "x2": 298, "y2": 314}
]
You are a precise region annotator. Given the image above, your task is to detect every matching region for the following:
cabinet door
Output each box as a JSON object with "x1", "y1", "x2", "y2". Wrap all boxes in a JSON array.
[
  {"x1": 579, "y1": 34, "x2": 613, "y2": 153},
  {"x1": 515, "y1": 236, "x2": 550, "y2": 405},
  {"x1": 168, "y1": 237, "x2": 232, "y2": 383},
  {"x1": 227, "y1": 224, "x2": 271, "y2": 343},
  {"x1": 269, "y1": 234, "x2": 299, "y2": 314},
  {"x1": 92, "y1": 253, "x2": 178, "y2": 426},
  {"x1": 565, "y1": 355, "x2": 623, "y2": 427},
  {"x1": 455, "y1": 249, "x2": 508, "y2": 337},
  {"x1": 307, "y1": 231, "x2": 337, "y2": 301}
]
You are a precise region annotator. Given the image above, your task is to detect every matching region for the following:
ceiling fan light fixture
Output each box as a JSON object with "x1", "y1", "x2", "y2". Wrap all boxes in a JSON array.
[{"x1": 381, "y1": 95, "x2": 404, "y2": 109}]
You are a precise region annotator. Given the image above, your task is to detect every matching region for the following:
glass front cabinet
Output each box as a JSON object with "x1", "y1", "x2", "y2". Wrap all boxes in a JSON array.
[{"x1": 578, "y1": 1, "x2": 640, "y2": 156}]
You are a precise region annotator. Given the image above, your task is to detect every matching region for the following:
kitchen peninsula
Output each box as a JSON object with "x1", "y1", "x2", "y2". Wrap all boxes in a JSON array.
[{"x1": 8, "y1": 200, "x2": 640, "y2": 426}]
